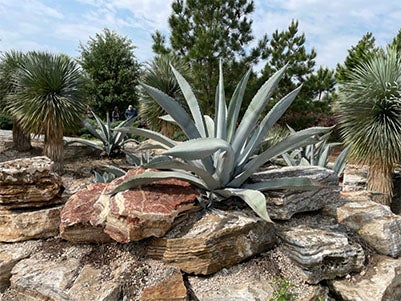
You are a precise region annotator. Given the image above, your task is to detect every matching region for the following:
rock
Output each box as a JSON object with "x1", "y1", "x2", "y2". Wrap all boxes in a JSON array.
[
  {"x1": 342, "y1": 164, "x2": 368, "y2": 192},
  {"x1": 93, "y1": 168, "x2": 200, "y2": 243},
  {"x1": 278, "y1": 224, "x2": 365, "y2": 284},
  {"x1": 147, "y1": 209, "x2": 275, "y2": 275},
  {"x1": 0, "y1": 241, "x2": 41, "y2": 292},
  {"x1": 0, "y1": 205, "x2": 62, "y2": 242},
  {"x1": 325, "y1": 191, "x2": 401, "y2": 257},
  {"x1": 329, "y1": 255, "x2": 401, "y2": 301},
  {"x1": 0, "y1": 156, "x2": 53, "y2": 185},
  {"x1": 59, "y1": 183, "x2": 112, "y2": 243},
  {"x1": 140, "y1": 270, "x2": 187, "y2": 301},
  {"x1": 251, "y1": 166, "x2": 339, "y2": 220},
  {"x1": 0, "y1": 173, "x2": 63, "y2": 209}
]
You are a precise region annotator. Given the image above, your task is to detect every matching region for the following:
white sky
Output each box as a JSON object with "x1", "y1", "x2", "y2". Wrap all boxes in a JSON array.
[{"x1": 0, "y1": 0, "x2": 400, "y2": 69}]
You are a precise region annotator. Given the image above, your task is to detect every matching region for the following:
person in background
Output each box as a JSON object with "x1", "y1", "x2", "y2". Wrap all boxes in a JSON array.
[
  {"x1": 111, "y1": 106, "x2": 121, "y2": 122},
  {"x1": 125, "y1": 104, "x2": 137, "y2": 120}
]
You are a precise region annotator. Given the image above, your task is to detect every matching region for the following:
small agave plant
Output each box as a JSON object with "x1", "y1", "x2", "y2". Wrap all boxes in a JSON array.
[
  {"x1": 112, "y1": 61, "x2": 330, "y2": 221},
  {"x1": 281, "y1": 127, "x2": 350, "y2": 176}
]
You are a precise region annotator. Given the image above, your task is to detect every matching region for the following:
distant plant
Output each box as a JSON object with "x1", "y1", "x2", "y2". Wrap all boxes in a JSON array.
[
  {"x1": 282, "y1": 128, "x2": 350, "y2": 176},
  {"x1": 269, "y1": 277, "x2": 297, "y2": 301},
  {"x1": 67, "y1": 111, "x2": 137, "y2": 157},
  {"x1": 111, "y1": 61, "x2": 329, "y2": 221},
  {"x1": 92, "y1": 165, "x2": 126, "y2": 183}
]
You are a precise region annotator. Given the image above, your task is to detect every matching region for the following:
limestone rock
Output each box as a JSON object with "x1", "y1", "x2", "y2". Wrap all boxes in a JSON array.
[
  {"x1": 278, "y1": 224, "x2": 365, "y2": 284},
  {"x1": 93, "y1": 168, "x2": 200, "y2": 243},
  {"x1": 325, "y1": 191, "x2": 401, "y2": 257},
  {"x1": 147, "y1": 210, "x2": 275, "y2": 275},
  {"x1": 0, "y1": 205, "x2": 62, "y2": 242},
  {"x1": 0, "y1": 241, "x2": 41, "y2": 292},
  {"x1": 0, "y1": 173, "x2": 63, "y2": 209},
  {"x1": 342, "y1": 164, "x2": 368, "y2": 192},
  {"x1": 59, "y1": 183, "x2": 112, "y2": 243},
  {"x1": 0, "y1": 156, "x2": 53, "y2": 185},
  {"x1": 251, "y1": 166, "x2": 340, "y2": 220},
  {"x1": 330, "y1": 256, "x2": 401, "y2": 301},
  {"x1": 140, "y1": 270, "x2": 187, "y2": 301}
]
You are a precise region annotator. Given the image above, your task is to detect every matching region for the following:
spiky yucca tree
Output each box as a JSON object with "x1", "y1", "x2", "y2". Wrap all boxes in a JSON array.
[
  {"x1": 336, "y1": 47, "x2": 401, "y2": 205},
  {"x1": 6, "y1": 52, "x2": 85, "y2": 172},
  {"x1": 0, "y1": 51, "x2": 32, "y2": 151},
  {"x1": 139, "y1": 54, "x2": 191, "y2": 137}
]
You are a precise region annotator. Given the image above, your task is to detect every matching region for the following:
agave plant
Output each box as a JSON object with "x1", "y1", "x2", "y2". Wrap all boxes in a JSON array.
[
  {"x1": 112, "y1": 61, "x2": 330, "y2": 221},
  {"x1": 281, "y1": 128, "x2": 350, "y2": 176},
  {"x1": 67, "y1": 111, "x2": 138, "y2": 157},
  {"x1": 93, "y1": 165, "x2": 127, "y2": 183}
]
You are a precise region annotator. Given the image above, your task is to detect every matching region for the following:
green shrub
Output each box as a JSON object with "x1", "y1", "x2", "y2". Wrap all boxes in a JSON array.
[
  {"x1": 112, "y1": 61, "x2": 330, "y2": 221},
  {"x1": 269, "y1": 278, "x2": 297, "y2": 301}
]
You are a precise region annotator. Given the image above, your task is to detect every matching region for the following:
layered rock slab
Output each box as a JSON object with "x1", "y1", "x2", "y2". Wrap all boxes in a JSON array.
[
  {"x1": 330, "y1": 256, "x2": 401, "y2": 301},
  {"x1": 324, "y1": 191, "x2": 401, "y2": 257},
  {"x1": 140, "y1": 270, "x2": 187, "y2": 301},
  {"x1": 278, "y1": 224, "x2": 365, "y2": 284},
  {"x1": 251, "y1": 166, "x2": 339, "y2": 220},
  {"x1": 59, "y1": 183, "x2": 112, "y2": 243},
  {"x1": 147, "y1": 209, "x2": 275, "y2": 275}
]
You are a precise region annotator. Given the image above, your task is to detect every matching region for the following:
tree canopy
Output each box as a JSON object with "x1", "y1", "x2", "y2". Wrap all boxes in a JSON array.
[{"x1": 79, "y1": 28, "x2": 141, "y2": 118}]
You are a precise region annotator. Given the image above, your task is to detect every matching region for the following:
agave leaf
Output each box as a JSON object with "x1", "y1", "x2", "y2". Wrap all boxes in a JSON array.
[
  {"x1": 141, "y1": 83, "x2": 201, "y2": 139},
  {"x1": 171, "y1": 65, "x2": 206, "y2": 137},
  {"x1": 82, "y1": 119, "x2": 103, "y2": 141},
  {"x1": 226, "y1": 68, "x2": 252, "y2": 142},
  {"x1": 145, "y1": 157, "x2": 220, "y2": 190},
  {"x1": 109, "y1": 171, "x2": 207, "y2": 195},
  {"x1": 122, "y1": 150, "x2": 141, "y2": 166},
  {"x1": 231, "y1": 64, "x2": 288, "y2": 157},
  {"x1": 333, "y1": 145, "x2": 350, "y2": 175},
  {"x1": 299, "y1": 157, "x2": 311, "y2": 166},
  {"x1": 214, "y1": 150, "x2": 235, "y2": 187},
  {"x1": 93, "y1": 170, "x2": 104, "y2": 183},
  {"x1": 163, "y1": 138, "x2": 234, "y2": 161},
  {"x1": 230, "y1": 127, "x2": 331, "y2": 187},
  {"x1": 282, "y1": 153, "x2": 295, "y2": 166},
  {"x1": 215, "y1": 60, "x2": 227, "y2": 140},
  {"x1": 137, "y1": 141, "x2": 169, "y2": 151},
  {"x1": 101, "y1": 165, "x2": 126, "y2": 177},
  {"x1": 116, "y1": 127, "x2": 177, "y2": 149},
  {"x1": 242, "y1": 177, "x2": 320, "y2": 191},
  {"x1": 65, "y1": 138, "x2": 103, "y2": 152},
  {"x1": 91, "y1": 111, "x2": 108, "y2": 142},
  {"x1": 214, "y1": 188, "x2": 271, "y2": 222},
  {"x1": 204, "y1": 115, "x2": 215, "y2": 138},
  {"x1": 238, "y1": 86, "x2": 303, "y2": 166}
]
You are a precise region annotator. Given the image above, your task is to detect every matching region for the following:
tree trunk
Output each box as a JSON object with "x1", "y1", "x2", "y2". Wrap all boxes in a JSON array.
[
  {"x1": 12, "y1": 119, "x2": 31, "y2": 151},
  {"x1": 367, "y1": 164, "x2": 393, "y2": 206},
  {"x1": 44, "y1": 126, "x2": 64, "y2": 173}
]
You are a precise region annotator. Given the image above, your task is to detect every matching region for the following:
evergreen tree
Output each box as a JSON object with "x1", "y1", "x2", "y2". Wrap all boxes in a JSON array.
[
  {"x1": 390, "y1": 29, "x2": 401, "y2": 53},
  {"x1": 79, "y1": 29, "x2": 140, "y2": 117},
  {"x1": 335, "y1": 32, "x2": 379, "y2": 83},
  {"x1": 152, "y1": 0, "x2": 268, "y2": 114}
]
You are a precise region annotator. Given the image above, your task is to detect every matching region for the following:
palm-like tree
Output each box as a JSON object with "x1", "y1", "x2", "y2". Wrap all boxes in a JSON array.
[
  {"x1": 139, "y1": 54, "x2": 191, "y2": 138},
  {"x1": 0, "y1": 51, "x2": 32, "y2": 151},
  {"x1": 6, "y1": 52, "x2": 85, "y2": 172},
  {"x1": 336, "y1": 47, "x2": 401, "y2": 205}
]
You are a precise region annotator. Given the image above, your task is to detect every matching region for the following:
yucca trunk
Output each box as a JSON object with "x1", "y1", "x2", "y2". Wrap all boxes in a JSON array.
[
  {"x1": 44, "y1": 126, "x2": 64, "y2": 172},
  {"x1": 12, "y1": 118, "x2": 31, "y2": 151},
  {"x1": 367, "y1": 163, "x2": 393, "y2": 205}
]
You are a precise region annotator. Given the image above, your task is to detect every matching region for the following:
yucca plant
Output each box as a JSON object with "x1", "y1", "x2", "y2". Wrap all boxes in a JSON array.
[
  {"x1": 336, "y1": 46, "x2": 401, "y2": 205},
  {"x1": 282, "y1": 128, "x2": 350, "y2": 176},
  {"x1": 67, "y1": 111, "x2": 138, "y2": 157},
  {"x1": 112, "y1": 61, "x2": 330, "y2": 221}
]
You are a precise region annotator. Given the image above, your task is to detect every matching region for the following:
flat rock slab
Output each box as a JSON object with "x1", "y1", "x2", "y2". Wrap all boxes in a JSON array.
[
  {"x1": 140, "y1": 270, "x2": 187, "y2": 301},
  {"x1": 93, "y1": 168, "x2": 200, "y2": 243},
  {"x1": 147, "y1": 209, "x2": 275, "y2": 275},
  {"x1": 0, "y1": 205, "x2": 62, "y2": 242},
  {"x1": 325, "y1": 191, "x2": 401, "y2": 257},
  {"x1": 330, "y1": 256, "x2": 401, "y2": 301},
  {"x1": 278, "y1": 224, "x2": 365, "y2": 284},
  {"x1": 0, "y1": 156, "x2": 53, "y2": 185},
  {"x1": 342, "y1": 164, "x2": 368, "y2": 192},
  {"x1": 251, "y1": 166, "x2": 339, "y2": 220},
  {"x1": 59, "y1": 183, "x2": 112, "y2": 243}
]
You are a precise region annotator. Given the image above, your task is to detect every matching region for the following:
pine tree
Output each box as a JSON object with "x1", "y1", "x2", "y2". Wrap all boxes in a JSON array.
[{"x1": 79, "y1": 29, "x2": 141, "y2": 117}]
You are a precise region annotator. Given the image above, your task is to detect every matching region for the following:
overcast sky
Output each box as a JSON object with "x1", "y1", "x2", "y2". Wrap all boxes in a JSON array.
[{"x1": 0, "y1": 0, "x2": 400, "y2": 70}]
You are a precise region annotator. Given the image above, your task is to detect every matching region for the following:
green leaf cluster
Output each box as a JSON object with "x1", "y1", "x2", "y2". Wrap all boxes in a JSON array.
[{"x1": 112, "y1": 62, "x2": 329, "y2": 221}]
